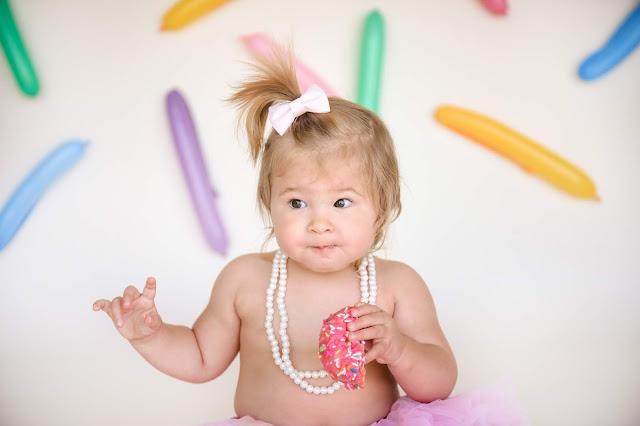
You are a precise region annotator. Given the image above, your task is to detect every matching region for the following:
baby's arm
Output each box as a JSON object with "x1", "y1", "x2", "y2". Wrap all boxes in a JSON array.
[
  {"x1": 387, "y1": 263, "x2": 457, "y2": 401},
  {"x1": 94, "y1": 261, "x2": 241, "y2": 384},
  {"x1": 349, "y1": 262, "x2": 457, "y2": 402}
]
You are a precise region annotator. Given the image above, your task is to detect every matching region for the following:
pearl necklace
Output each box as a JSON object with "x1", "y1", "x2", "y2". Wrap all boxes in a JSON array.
[{"x1": 265, "y1": 250, "x2": 377, "y2": 395}]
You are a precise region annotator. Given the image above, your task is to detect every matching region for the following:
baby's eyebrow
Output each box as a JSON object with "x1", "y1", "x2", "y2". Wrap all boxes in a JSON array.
[
  {"x1": 278, "y1": 187, "x2": 298, "y2": 197},
  {"x1": 334, "y1": 187, "x2": 363, "y2": 197},
  {"x1": 278, "y1": 186, "x2": 364, "y2": 197}
]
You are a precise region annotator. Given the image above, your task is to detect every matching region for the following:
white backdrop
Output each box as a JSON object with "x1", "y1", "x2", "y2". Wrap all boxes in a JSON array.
[{"x1": 1, "y1": 0, "x2": 639, "y2": 425}]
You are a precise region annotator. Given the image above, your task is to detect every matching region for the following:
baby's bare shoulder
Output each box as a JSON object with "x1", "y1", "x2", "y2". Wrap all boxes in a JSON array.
[
  {"x1": 221, "y1": 252, "x2": 274, "y2": 276},
  {"x1": 374, "y1": 257, "x2": 433, "y2": 308},
  {"x1": 374, "y1": 257, "x2": 426, "y2": 288},
  {"x1": 215, "y1": 252, "x2": 276, "y2": 309},
  {"x1": 204, "y1": 253, "x2": 273, "y2": 313},
  {"x1": 209, "y1": 252, "x2": 273, "y2": 294}
]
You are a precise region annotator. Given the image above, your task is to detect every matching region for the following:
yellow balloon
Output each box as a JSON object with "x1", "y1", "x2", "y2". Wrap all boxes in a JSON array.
[
  {"x1": 161, "y1": 0, "x2": 231, "y2": 31},
  {"x1": 434, "y1": 105, "x2": 598, "y2": 200}
]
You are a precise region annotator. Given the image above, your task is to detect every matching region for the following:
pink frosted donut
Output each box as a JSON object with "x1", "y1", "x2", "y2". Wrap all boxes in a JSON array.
[{"x1": 318, "y1": 306, "x2": 366, "y2": 390}]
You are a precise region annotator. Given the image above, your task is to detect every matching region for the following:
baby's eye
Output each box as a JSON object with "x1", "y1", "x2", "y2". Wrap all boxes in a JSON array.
[
  {"x1": 289, "y1": 199, "x2": 307, "y2": 209},
  {"x1": 334, "y1": 198, "x2": 352, "y2": 208}
]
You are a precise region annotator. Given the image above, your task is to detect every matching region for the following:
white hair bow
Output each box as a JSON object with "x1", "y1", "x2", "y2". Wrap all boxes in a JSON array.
[{"x1": 267, "y1": 84, "x2": 331, "y2": 136}]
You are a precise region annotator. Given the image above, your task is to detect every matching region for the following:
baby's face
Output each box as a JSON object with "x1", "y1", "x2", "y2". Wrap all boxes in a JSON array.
[{"x1": 270, "y1": 151, "x2": 377, "y2": 273}]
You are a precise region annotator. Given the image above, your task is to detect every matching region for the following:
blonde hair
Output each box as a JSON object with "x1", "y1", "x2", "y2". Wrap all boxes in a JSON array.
[{"x1": 228, "y1": 52, "x2": 401, "y2": 251}]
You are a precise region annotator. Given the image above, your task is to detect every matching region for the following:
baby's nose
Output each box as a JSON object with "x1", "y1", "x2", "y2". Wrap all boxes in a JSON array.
[{"x1": 308, "y1": 213, "x2": 333, "y2": 234}]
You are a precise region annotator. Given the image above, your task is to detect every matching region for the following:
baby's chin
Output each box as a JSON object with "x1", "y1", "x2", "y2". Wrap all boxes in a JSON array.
[{"x1": 292, "y1": 249, "x2": 364, "y2": 273}]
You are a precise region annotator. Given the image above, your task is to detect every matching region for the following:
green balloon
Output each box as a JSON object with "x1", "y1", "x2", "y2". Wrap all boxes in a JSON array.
[
  {"x1": 0, "y1": 0, "x2": 39, "y2": 96},
  {"x1": 357, "y1": 10, "x2": 384, "y2": 113}
]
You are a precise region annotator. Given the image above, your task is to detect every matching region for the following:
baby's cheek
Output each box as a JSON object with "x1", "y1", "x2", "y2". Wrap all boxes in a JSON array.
[
  {"x1": 345, "y1": 223, "x2": 376, "y2": 251},
  {"x1": 274, "y1": 222, "x2": 304, "y2": 253}
]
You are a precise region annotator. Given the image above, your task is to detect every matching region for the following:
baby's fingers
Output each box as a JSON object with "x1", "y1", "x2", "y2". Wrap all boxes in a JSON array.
[
  {"x1": 93, "y1": 299, "x2": 112, "y2": 316},
  {"x1": 122, "y1": 285, "x2": 141, "y2": 309},
  {"x1": 348, "y1": 311, "x2": 387, "y2": 332},
  {"x1": 144, "y1": 312, "x2": 163, "y2": 332},
  {"x1": 111, "y1": 297, "x2": 124, "y2": 328},
  {"x1": 141, "y1": 277, "x2": 157, "y2": 301},
  {"x1": 349, "y1": 324, "x2": 384, "y2": 342},
  {"x1": 351, "y1": 303, "x2": 379, "y2": 318},
  {"x1": 364, "y1": 343, "x2": 384, "y2": 364}
]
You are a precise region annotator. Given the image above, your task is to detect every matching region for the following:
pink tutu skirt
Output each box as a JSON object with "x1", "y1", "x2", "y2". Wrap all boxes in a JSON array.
[
  {"x1": 370, "y1": 379, "x2": 528, "y2": 426},
  {"x1": 204, "y1": 379, "x2": 528, "y2": 426}
]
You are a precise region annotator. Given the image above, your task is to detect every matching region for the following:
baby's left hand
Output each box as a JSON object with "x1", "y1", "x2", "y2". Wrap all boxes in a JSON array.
[{"x1": 348, "y1": 304, "x2": 407, "y2": 366}]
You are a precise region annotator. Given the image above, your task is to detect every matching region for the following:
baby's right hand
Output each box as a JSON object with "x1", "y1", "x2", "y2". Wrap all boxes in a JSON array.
[{"x1": 93, "y1": 277, "x2": 163, "y2": 341}]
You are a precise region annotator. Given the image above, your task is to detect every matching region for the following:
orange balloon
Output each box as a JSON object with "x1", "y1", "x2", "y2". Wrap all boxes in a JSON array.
[{"x1": 435, "y1": 105, "x2": 598, "y2": 200}]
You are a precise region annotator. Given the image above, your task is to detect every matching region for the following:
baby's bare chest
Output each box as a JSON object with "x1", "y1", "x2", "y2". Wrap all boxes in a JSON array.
[{"x1": 237, "y1": 279, "x2": 392, "y2": 360}]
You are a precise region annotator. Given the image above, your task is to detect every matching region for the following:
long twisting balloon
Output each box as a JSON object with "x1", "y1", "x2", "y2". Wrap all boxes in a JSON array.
[
  {"x1": 357, "y1": 10, "x2": 385, "y2": 113},
  {"x1": 161, "y1": 0, "x2": 231, "y2": 31},
  {"x1": 435, "y1": 105, "x2": 598, "y2": 200},
  {"x1": 0, "y1": 140, "x2": 87, "y2": 251},
  {"x1": 0, "y1": 0, "x2": 39, "y2": 96}
]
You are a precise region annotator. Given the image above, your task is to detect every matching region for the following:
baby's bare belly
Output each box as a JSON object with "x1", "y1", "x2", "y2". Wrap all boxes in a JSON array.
[{"x1": 234, "y1": 348, "x2": 399, "y2": 426}]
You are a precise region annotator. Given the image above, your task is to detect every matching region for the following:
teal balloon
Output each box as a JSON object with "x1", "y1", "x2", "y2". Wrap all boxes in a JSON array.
[
  {"x1": 0, "y1": 0, "x2": 40, "y2": 96},
  {"x1": 357, "y1": 10, "x2": 385, "y2": 113}
]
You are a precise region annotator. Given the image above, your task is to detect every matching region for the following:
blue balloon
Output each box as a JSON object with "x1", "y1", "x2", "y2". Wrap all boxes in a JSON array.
[
  {"x1": 579, "y1": 4, "x2": 640, "y2": 81},
  {"x1": 0, "y1": 140, "x2": 87, "y2": 251}
]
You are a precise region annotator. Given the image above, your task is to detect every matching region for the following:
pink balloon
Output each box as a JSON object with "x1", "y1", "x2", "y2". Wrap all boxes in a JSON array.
[
  {"x1": 480, "y1": 0, "x2": 508, "y2": 15},
  {"x1": 240, "y1": 33, "x2": 338, "y2": 97}
]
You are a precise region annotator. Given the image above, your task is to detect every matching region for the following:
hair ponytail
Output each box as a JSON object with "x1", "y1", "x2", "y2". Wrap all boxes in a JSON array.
[{"x1": 228, "y1": 52, "x2": 301, "y2": 164}]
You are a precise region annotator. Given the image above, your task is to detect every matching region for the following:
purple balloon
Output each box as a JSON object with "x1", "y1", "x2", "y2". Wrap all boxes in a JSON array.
[{"x1": 166, "y1": 89, "x2": 228, "y2": 255}]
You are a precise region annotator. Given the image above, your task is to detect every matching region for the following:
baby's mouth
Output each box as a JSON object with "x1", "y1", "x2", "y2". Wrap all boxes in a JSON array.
[{"x1": 312, "y1": 245, "x2": 336, "y2": 251}]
